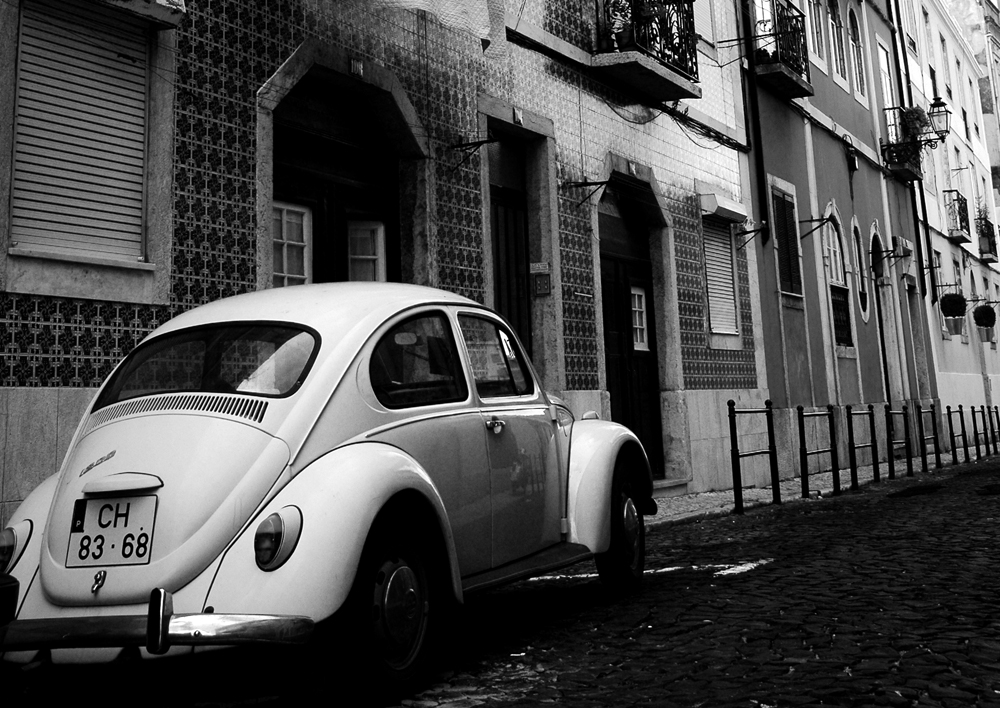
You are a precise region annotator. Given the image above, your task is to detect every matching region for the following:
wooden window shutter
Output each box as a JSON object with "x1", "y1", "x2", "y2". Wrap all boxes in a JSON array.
[
  {"x1": 773, "y1": 190, "x2": 802, "y2": 294},
  {"x1": 703, "y1": 217, "x2": 738, "y2": 333},
  {"x1": 12, "y1": 0, "x2": 148, "y2": 260}
]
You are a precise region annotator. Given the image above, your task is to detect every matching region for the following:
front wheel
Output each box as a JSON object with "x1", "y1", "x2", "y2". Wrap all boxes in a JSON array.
[{"x1": 595, "y1": 463, "x2": 646, "y2": 591}]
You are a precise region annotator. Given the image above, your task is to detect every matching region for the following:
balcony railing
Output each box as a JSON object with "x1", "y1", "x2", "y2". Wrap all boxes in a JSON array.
[
  {"x1": 944, "y1": 190, "x2": 971, "y2": 245},
  {"x1": 882, "y1": 107, "x2": 923, "y2": 182},
  {"x1": 598, "y1": 0, "x2": 699, "y2": 82},
  {"x1": 754, "y1": 0, "x2": 811, "y2": 97},
  {"x1": 978, "y1": 215, "x2": 998, "y2": 263}
]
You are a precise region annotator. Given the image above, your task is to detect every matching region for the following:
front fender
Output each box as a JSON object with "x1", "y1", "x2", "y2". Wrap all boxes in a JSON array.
[
  {"x1": 4, "y1": 474, "x2": 59, "y2": 610},
  {"x1": 567, "y1": 420, "x2": 652, "y2": 553},
  {"x1": 204, "y1": 441, "x2": 461, "y2": 623}
]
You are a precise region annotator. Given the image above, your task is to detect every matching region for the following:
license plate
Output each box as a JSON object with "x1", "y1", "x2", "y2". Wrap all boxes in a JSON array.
[{"x1": 67, "y1": 496, "x2": 157, "y2": 567}]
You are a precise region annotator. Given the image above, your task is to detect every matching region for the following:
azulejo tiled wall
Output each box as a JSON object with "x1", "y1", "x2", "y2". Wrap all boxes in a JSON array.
[{"x1": 2, "y1": 0, "x2": 755, "y2": 397}]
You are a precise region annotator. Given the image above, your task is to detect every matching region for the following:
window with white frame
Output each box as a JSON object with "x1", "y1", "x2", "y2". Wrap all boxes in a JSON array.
[
  {"x1": 902, "y1": 0, "x2": 918, "y2": 53},
  {"x1": 848, "y1": 9, "x2": 866, "y2": 99},
  {"x1": 272, "y1": 202, "x2": 312, "y2": 287},
  {"x1": 704, "y1": 217, "x2": 739, "y2": 334},
  {"x1": 631, "y1": 287, "x2": 650, "y2": 351},
  {"x1": 347, "y1": 221, "x2": 387, "y2": 282},
  {"x1": 11, "y1": 0, "x2": 151, "y2": 261},
  {"x1": 694, "y1": 0, "x2": 715, "y2": 46},
  {"x1": 808, "y1": 0, "x2": 826, "y2": 61},
  {"x1": 828, "y1": 0, "x2": 848, "y2": 82}
]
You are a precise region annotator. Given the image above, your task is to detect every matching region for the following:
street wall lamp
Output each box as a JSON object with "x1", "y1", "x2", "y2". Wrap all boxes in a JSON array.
[{"x1": 925, "y1": 96, "x2": 952, "y2": 145}]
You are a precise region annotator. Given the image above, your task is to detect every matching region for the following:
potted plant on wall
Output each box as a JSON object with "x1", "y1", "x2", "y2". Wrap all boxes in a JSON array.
[
  {"x1": 900, "y1": 105, "x2": 932, "y2": 141},
  {"x1": 940, "y1": 292, "x2": 968, "y2": 336},
  {"x1": 974, "y1": 303, "x2": 996, "y2": 342}
]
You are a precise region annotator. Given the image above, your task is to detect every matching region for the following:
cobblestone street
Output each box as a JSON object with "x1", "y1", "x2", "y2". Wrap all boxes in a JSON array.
[
  {"x1": 400, "y1": 460, "x2": 1000, "y2": 708},
  {"x1": 8, "y1": 459, "x2": 1000, "y2": 707}
]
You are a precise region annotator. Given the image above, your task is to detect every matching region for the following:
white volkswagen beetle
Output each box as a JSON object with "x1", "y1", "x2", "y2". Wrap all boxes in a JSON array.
[{"x1": 0, "y1": 283, "x2": 654, "y2": 687}]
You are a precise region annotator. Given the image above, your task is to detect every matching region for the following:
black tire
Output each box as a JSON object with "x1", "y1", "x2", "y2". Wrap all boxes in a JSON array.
[
  {"x1": 595, "y1": 461, "x2": 646, "y2": 591},
  {"x1": 347, "y1": 520, "x2": 437, "y2": 694}
]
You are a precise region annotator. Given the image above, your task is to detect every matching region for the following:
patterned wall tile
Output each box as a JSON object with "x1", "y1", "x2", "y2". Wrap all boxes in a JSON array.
[{"x1": 2, "y1": 0, "x2": 757, "y2": 396}]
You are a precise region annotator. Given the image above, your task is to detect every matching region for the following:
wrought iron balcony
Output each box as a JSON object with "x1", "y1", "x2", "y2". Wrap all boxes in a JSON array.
[
  {"x1": 944, "y1": 190, "x2": 971, "y2": 245},
  {"x1": 593, "y1": 0, "x2": 701, "y2": 101},
  {"x1": 978, "y1": 215, "x2": 998, "y2": 263},
  {"x1": 753, "y1": 0, "x2": 813, "y2": 98},
  {"x1": 880, "y1": 107, "x2": 926, "y2": 182}
]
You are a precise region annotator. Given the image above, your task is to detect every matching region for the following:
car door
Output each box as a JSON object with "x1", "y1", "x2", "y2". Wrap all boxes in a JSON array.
[
  {"x1": 456, "y1": 313, "x2": 562, "y2": 568},
  {"x1": 364, "y1": 309, "x2": 493, "y2": 576}
]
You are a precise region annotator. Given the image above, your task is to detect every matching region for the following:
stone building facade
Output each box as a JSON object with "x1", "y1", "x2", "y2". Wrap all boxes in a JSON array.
[{"x1": 0, "y1": 0, "x2": 768, "y2": 525}]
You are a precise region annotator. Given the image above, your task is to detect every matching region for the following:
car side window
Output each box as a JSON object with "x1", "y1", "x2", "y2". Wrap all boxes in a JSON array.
[
  {"x1": 458, "y1": 315, "x2": 533, "y2": 398},
  {"x1": 369, "y1": 313, "x2": 467, "y2": 409}
]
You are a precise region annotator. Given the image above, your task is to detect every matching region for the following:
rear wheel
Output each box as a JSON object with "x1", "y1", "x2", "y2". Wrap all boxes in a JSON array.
[
  {"x1": 348, "y1": 521, "x2": 437, "y2": 692},
  {"x1": 595, "y1": 462, "x2": 645, "y2": 591}
]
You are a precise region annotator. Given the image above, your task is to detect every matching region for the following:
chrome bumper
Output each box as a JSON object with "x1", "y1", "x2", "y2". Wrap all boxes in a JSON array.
[{"x1": 1, "y1": 588, "x2": 314, "y2": 655}]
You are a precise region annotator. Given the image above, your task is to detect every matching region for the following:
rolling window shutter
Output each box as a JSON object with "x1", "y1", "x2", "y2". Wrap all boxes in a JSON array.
[
  {"x1": 12, "y1": 0, "x2": 148, "y2": 260},
  {"x1": 704, "y1": 218, "x2": 738, "y2": 333}
]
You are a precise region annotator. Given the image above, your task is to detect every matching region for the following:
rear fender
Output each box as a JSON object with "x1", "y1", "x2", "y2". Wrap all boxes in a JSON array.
[
  {"x1": 204, "y1": 442, "x2": 461, "y2": 623},
  {"x1": 4, "y1": 474, "x2": 59, "y2": 610},
  {"x1": 567, "y1": 420, "x2": 652, "y2": 553}
]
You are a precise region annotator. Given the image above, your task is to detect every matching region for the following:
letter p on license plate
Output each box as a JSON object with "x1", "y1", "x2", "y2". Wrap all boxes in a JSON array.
[{"x1": 67, "y1": 495, "x2": 157, "y2": 567}]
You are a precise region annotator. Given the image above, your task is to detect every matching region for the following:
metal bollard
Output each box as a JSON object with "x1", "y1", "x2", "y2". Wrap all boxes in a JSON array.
[
  {"x1": 930, "y1": 403, "x2": 942, "y2": 470},
  {"x1": 869, "y1": 404, "x2": 880, "y2": 483},
  {"x1": 766, "y1": 401, "x2": 780, "y2": 505},
  {"x1": 885, "y1": 404, "x2": 895, "y2": 480},
  {"x1": 727, "y1": 400, "x2": 744, "y2": 515},
  {"x1": 828, "y1": 404, "x2": 840, "y2": 496},
  {"x1": 903, "y1": 405, "x2": 913, "y2": 477},
  {"x1": 798, "y1": 405, "x2": 808, "y2": 499},
  {"x1": 916, "y1": 402, "x2": 928, "y2": 475},
  {"x1": 960, "y1": 405, "x2": 970, "y2": 463}
]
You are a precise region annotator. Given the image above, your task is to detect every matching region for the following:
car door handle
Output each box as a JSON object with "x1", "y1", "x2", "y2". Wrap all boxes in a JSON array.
[{"x1": 485, "y1": 416, "x2": 505, "y2": 434}]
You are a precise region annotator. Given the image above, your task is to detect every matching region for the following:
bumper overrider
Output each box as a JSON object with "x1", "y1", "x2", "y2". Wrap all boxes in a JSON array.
[{"x1": 1, "y1": 578, "x2": 314, "y2": 655}]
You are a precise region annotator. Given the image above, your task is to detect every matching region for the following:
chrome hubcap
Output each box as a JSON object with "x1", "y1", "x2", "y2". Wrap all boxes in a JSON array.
[
  {"x1": 622, "y1": 496, "x2": 640, "y2": 564},
  {"x1": 374, "y1": 559, "x2": 424, "y2": 664}
]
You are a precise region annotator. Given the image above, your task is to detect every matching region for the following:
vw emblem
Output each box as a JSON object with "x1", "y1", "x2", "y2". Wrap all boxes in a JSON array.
[{"x1": 91, "y1": 570, "x2": 107, "y2": 594}]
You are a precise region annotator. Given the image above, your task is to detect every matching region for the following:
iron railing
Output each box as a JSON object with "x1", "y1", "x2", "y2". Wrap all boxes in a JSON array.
[
  {"x1": 978, "y1": 215, "x2": 998, "y2": 262},
  {"x1": 600, "y1": 0, "x2": 700, "y2": 82},
  {"x1": 944, "y1": 190, "x2": 971, "y2": 244},
  {"x1": 754, "y1": 0, "x2": 810, "y2": 82}
]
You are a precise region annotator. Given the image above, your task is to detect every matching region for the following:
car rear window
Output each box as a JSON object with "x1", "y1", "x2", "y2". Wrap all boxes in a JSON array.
[{"x1": 93, "y1": 324, "x2": 318, "y2": 410}]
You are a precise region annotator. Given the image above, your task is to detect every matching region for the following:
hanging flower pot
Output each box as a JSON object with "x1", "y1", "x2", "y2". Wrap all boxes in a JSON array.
[
  {"x1": 946, "y1": 317, "x2": 966, "y2": 336},
  {"x1": 974, "y1": 304, "x2": 996, "y2": 342},
  {"x1": 973, "y1": 303, "x2": 996, "y2": 328},
  {"x1": 940, "y1": 292, "x2": 968, "y2": 318}
]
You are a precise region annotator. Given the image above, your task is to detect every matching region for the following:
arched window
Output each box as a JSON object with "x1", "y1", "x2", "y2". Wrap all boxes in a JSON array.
[
  {"x1": 849, "y1": 9, "x2": 866, "y2": 97},
  {"x1": 825, "y1": 214, "x2": 852, "y2": 346},
  {"x1": 854, "y1": 224, "x2": 869, "y2": 320},
  {"x1": 825, "y1": 216, "x2": 847, "y2": 285}
]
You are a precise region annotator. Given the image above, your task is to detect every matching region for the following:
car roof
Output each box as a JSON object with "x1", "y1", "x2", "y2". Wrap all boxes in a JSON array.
[{"x1": 150, "y1": 283, "x2": 482, "y2": 339}]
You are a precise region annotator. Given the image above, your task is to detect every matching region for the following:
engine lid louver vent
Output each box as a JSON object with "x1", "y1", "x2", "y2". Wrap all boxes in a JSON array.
[{"x1": 84, "y1": 394, "x2": 269, "y2": 435}]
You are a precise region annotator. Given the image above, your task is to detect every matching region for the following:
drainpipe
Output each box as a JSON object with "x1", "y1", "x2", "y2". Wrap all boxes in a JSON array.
[
  {"x1": 888, "y1": 0, "x2": 930, "y2": 299},
  {"x1": 740, "y1": 0, "x2": 770, "y2": 251}
]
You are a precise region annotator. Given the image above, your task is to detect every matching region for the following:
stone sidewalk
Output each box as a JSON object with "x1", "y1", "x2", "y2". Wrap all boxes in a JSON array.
[{"x1": 646, "y1": 449, "x2": 968, "y2": 528}]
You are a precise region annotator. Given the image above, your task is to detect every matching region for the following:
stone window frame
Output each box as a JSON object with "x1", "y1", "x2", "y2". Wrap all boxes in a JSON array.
[{"x1": 476, "y1": 93, "x2": 564, "y2": 395}]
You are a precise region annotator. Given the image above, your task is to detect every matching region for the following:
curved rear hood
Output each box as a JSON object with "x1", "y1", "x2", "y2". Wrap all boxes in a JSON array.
[{"x1": 40, "y1": 413, "x2": 289, "y2": 606}]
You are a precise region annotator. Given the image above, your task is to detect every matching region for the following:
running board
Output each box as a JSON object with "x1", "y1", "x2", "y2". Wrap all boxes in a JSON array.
[{"x1": 462, "y1": 543, "x2": 593, "y2": 594}]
